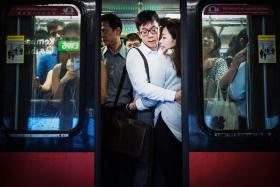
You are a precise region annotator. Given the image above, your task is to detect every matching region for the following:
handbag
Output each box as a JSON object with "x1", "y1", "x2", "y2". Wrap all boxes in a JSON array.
[
  {"x1": 204, "y1": 86, "x2": 239, "y2": 130},
  {"x1": 103, "y1": 110, "x2": 152, "y2": 159},
  {"x1": 103, "y1": 48, "x2": 152, "y2": 159}
]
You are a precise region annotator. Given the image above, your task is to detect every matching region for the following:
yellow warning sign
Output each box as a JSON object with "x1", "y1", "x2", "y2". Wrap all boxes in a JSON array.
[
  {"x1": 258, "y1": 35, "x2": 276, "y2": 64},
  {"x1": 6, "y1": 35, "x2": 25, "y2": 64}
]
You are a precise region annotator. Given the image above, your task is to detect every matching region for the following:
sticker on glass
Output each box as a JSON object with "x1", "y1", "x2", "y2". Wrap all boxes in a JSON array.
[
  {"x1": 6, "y1": 35, "x2": 25, "y2": 64},
  {"x1": 258, "y1": 35, "x2": 276, "y2": 64}
]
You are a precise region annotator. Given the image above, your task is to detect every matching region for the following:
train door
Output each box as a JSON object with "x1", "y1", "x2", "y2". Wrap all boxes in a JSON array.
[
  {"x1": 185, "y1": 1, "x2": 280, "y2": 186},
  {"x1": 0, "y1": 1, "x2": 99, "y2": 186}
]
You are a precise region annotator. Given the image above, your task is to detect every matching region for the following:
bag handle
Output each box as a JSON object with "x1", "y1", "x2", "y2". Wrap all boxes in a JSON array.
[
  {"x1": 128, "y1": 47, "x2": 151, "y2": 83},
  {"x1": 114, "y1": 47, "x2": 151, "y2": 106},
  {"x1": 214, "y1": 83, "x2": 231, "y2": 102},
  {"x1": 113, "y1": 66, "x2": 127, "y2": 107}
]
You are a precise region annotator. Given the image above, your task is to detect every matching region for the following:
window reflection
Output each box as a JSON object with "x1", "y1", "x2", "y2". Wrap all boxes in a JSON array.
[
  {"x1": 3, "y1": 5, "x2": 81, "y2": 131},
  {"x1": 202, "y1": 6, "x2": 280, "y2": 131},
  {"x1": 202, "y1": 13, "x2": 249, "y2": 130},
  {"x1": 30, "y1": 18, "x2": 81, "y2": 131}
]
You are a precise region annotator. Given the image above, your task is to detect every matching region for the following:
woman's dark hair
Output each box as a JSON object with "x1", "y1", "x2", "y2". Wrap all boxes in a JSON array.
[
  {"x1": 202, "y1": 25, "x2": 221, "y2": 58},
  {"x1": 232, "y1": 28, "x2": 248, "y2": 56},
  {"x1": 135, "y1": 10, "x2": 159, "y2": 31},
  {"x1": 160, "y1": 18, "x2": 181, "y2": 76},
  {"x1": 101, "y1": 13, "x2": 122, "y2": 32}
]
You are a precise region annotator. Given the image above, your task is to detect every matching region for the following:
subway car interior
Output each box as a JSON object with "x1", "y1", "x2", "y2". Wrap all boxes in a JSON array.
[{"x1": 0, "y1": 0, "x2": 280, "y2": 187}]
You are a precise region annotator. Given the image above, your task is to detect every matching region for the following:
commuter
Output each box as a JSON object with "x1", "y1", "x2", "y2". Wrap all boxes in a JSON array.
[
  {"x1": 225, "y1": 28, "x2": 248, "y2": 67},
  {"x1": 220, "y1": 28, "x2": 248, "y2": 92},
  {"x1": 229, "y1": 58, "x2": 279, "y2": 129},
  {"x1": 100, "y1": 13, "x2": 133, "y2": 187},
  {"x1": 202, "y1": 25, "x2": 228, "y2": 99},
  {"x1": 36, "y1": 20, "x2": 65, "y2": 84},
  {"x1": 126, "y1": 10, "x2": 181, "y2": 187},
  {"x1": 124, "y1": 33, "x2": 141, "y2": 48},
  {"x1": 33, "y1": 23, "x2": 80, "y2": 99},
  {"x1": 153, "y1": 18, "x2": 182, "y2": 187}
]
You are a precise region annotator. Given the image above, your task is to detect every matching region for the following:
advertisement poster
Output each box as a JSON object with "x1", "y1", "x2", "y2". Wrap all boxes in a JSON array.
[
  {"x1": 258, "y1": 35, "x2": 276, "y2": 64},
  {"x1": 6, "y1": 35, "x2": 25, "y2": 64}
]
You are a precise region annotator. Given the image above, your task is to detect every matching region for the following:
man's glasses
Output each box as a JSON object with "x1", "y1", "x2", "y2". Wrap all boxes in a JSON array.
[
  {"x1": 50, "y1": 30, "x2": 64, "y2": 37},
  {"x1": 140, "y1": 27, "x2": 158, "y2": 36}
]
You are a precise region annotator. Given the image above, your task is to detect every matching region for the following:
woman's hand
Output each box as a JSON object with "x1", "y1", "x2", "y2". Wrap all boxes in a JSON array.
[
  {"x1": 232, "y1": 47, "x2": 247, "y2": 67},
  {"x1": 203, "y1": 58, "x2": 216, "y2": 71}
]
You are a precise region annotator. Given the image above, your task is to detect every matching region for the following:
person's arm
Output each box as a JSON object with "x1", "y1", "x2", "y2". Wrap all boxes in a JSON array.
[
  {"x1": 101, "y1": 62, "x2": 108, "y2": 105},
  {"x1": 220, "y1": 48, "x2": 247, "y2": 91},
  {"x1": 126, "y1": 48, "x2": 179, "y2": 108},
  {"x1": 128, "y1": 97, "x2": 158, "y2": 111},
  {"x1": 203, "y1": 58, "x2": 216, "y2": 71},
  {"x1": 32, "y1": 69, "x2": 53, "y2": 93},
  {"x1": 40, "y1": 69, "x2": 53, "y2": 92}
]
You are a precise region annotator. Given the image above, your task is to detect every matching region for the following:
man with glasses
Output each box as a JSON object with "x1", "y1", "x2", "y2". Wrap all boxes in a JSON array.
[
  {"x1": 126, "y1": 10, "x2": 181, "y2": 187},
  {"x1": 36, "y1": 20, "x2": 65, "y2": 84}
]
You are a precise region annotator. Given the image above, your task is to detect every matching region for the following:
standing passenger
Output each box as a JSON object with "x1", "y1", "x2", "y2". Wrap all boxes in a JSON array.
[
  {"x1": 202, "y1": 25, "x2": 228, "y2": 99},
  {"x1": 100, "y1": 13, "x2": 133, "y2": 187},
  {"x1": 36, "y1": 20, "x2": 65, "y2": 84},
  {"x1": 154, "y1": 18, "x2": 182, "y2": 187},
  {"x1": 126, "y1": 10, "x2": 181, "y2": 187},
  {"x1": 124, "y1": 33, "x2": 141, "y2": 48},
  {"x1": 33, "y1": 23, "x2": 80, "y2": 98}
]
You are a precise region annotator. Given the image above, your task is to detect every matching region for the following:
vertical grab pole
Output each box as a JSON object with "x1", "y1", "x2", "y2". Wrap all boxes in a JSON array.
[
  {"x1": 261, "y1": 17, "x2": 269, "y2": 128},
  {"x1": 14, "y1": 17, "x2": 20, "y2": 130}
]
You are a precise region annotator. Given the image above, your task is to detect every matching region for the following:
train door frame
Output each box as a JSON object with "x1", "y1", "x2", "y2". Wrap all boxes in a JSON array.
[{"x1": 180, "y1": 0, "x2": 189, "y2": 186}]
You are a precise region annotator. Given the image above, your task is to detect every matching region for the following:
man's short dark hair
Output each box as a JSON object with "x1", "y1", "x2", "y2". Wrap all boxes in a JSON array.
[
  {"x1": 47, "y1": 20, "x2": 65, "y2": 33},
  {"x1": 101, "y1": 13, "x2": 122, "y2": 32},
  {"x1": 124, "y1": 33, "x2": 141, "y2": 45},
  {"x1": 135, "y1": 10, "x2": 160, "y2": 31}
]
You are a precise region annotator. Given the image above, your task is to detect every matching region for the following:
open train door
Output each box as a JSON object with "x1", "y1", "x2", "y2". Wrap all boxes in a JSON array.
[{"x1": 184, "y1": 1, "x2": 280, "y2": 187}]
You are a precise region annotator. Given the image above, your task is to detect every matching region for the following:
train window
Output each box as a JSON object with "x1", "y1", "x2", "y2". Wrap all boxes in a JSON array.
[
  {"x1": 2, "y1": 4, "x2": 81, "y2": 132},
  {"x1": 202, "y1": 4, "x2": 280, "y2": 132}
]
